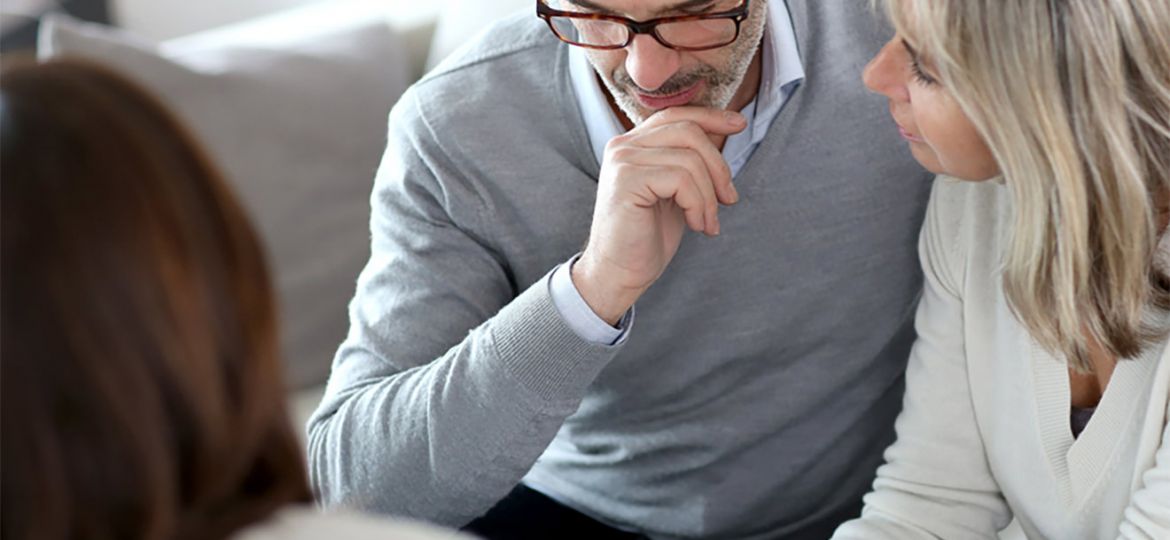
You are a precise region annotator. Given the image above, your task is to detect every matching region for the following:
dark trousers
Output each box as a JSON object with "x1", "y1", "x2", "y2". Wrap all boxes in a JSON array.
[
  {"x1": 463, "y1": 484, "x2": 862, "y2": 540},
  {"x1": 464, "y1": 484, "x2": 648, "y2": 540}
]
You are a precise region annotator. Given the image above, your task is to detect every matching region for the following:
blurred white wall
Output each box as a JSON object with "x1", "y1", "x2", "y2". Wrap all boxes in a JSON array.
[
  {"x1": 110, "y1": 0, "x2": 332, "y2": 40},
  {"x1": 2, "y1": 0, "x2": 56, "y2": 32},
  {"x1": 427, "y1": 0, "x2": 529, "y2": 70},
  {"x1": 4, "y1": 0, "x2": 55, "y2": 16}
]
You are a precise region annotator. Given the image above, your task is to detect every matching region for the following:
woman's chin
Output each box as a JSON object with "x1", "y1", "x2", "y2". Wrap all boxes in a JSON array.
[
  {"x1": 908, "y1": 144, "x2": 948, "y2": 176},
  {"x1": 909, "y1": 142, "x2": 1003, "y2": 181}
]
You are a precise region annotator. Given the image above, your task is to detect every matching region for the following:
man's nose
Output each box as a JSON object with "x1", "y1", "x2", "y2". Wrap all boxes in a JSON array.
[
  {"x1": 863, "y1": 39, "x2": 910, "y2": 103},
  {"x1": 624, "y1": 34, "x2": 682, "y2": 91}
]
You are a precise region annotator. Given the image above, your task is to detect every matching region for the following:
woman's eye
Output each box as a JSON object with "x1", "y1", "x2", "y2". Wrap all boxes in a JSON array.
[{"x1": 910, "y1": 59, "x2": 938, "y2": 86}]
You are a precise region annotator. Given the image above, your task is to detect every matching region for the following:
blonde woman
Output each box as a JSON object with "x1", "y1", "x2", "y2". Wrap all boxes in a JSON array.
[{"x1": 831, "y1": 0, "x2": 1170, "y2": 538}]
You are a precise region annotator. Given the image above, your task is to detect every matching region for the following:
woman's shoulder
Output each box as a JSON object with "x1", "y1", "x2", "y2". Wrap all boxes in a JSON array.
[
  {"x1": 924, "y1": 176, "x2": 1011, "y2": 286},
  {"x1": 927, "y1": 175, "x2": 1009, "y2": 243},
  {"x1": 231, "y1": 505, "x2": 475, "y2": 540}
]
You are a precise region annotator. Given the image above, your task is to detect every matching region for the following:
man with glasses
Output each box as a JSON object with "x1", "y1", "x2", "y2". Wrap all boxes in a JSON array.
[{"x1": 308, "y1": 1, "x2": 933, "y2": 538}]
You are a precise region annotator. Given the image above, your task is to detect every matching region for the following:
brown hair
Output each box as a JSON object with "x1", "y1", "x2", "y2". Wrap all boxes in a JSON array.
[{"x1": 0, "y1": 58, "x2": 311, "y2": 539}]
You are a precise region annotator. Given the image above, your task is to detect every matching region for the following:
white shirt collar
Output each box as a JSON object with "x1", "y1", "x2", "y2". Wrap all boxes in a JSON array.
[{"x1": 568, "y1": 1, "x2": 806, "y2": 172}]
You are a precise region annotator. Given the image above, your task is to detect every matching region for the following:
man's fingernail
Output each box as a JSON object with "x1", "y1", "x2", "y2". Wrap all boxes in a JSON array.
[
  {"x1": 725, "y1": 111, "x2": 746, "y2": 126},
  {"x1": 729, "y1": 183, "x2": 740, "y2": 203}
]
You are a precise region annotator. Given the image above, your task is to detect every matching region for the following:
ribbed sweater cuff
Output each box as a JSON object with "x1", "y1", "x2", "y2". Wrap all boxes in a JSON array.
[{"x1": 490, "y1": 274, "x2": 623, "y2": 404}]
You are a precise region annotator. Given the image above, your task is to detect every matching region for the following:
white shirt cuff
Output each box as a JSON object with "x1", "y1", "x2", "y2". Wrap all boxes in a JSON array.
[{"x1": 547, "y1": 254, "x2": 633, "y2": 346}]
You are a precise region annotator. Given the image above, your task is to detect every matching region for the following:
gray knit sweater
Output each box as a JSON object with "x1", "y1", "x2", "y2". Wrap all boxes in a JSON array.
[{"x1": 307, "y1": 2, "x2": 934, "y2": 538}]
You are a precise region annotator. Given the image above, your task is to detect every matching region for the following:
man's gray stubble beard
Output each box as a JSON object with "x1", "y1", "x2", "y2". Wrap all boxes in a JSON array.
[{"x1": 586, "y1": 0, "x2": 769, "y2": 125}]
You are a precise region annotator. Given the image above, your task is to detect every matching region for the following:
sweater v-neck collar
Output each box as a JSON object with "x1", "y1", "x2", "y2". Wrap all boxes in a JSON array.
[{"x1": 1029, "y1": 326, "x2": 1167, "y2": 507}]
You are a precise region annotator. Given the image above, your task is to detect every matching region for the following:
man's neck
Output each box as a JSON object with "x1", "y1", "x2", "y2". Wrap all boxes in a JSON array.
[
  {"x1": 605, "y1": 46, "x2": 765, "y2": 134},
  {"x1": 727, "y1": 45, "x2": 764, "y2": 116}
]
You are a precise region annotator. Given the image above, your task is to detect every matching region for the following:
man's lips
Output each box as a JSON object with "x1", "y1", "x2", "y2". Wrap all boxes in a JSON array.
[{"x1": 636, "y1": 81, "x2": 705, "y2": 109}]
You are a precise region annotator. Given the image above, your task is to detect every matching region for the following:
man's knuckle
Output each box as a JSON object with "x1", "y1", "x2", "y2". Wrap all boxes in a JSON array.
[
  {"x1": 659, "y1": 108, "x2": 682, "y2": 122},
  {"x1": 604, "y1": 136, "x2": 628, "y2": 153},
  {"x1": 682, "y1": 122, "x2": 707, "y2": 139},
  {"x1": 684, "y1": 150, "x2": 706, "y2": 169},
  {"x1": 609, "y1": 146, "x2": 636, "y2": 162},
  {"x1": 670, "y1": 166, "x2": 693, "y2": 182}
]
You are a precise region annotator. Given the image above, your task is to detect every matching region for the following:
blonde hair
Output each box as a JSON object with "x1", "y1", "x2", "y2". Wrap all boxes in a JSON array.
[{"x1": 884, "y1": 0, "x2": 1170, "y2": 370}]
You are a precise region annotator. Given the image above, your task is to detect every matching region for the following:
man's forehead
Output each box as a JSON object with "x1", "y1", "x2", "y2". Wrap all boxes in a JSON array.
[{"x1": 561, "y1": 0, "x2": 728, "y2": 18}]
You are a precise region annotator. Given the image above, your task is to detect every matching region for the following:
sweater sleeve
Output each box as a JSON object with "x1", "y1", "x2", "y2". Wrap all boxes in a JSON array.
[
  {"x1": 1117, "y1": 397, "x2": 1170, "y2": 538},
  {"x1": 305, "y1": 90, "x2": 622, "y2": 526},
  {"x1": 832, "y1": 178, "x2": 1012, "y2": 539}
]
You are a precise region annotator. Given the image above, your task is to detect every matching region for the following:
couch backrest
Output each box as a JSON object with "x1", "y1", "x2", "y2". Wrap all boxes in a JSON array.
[{"x1": 38, "y1": 3, "x2": 412, "y2": 389}]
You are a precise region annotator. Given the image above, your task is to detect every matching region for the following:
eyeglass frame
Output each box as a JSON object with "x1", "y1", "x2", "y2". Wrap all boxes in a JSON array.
[{"x1": 535, "y1": 0, "x2": 752, "y2": 52}]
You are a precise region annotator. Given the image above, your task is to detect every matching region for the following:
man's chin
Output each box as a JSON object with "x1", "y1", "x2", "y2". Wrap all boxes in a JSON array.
[
  {"x1": 615, "y1": 94, "x2": 718, "y2": 125},
  {"x1": 611, "y1": 96, "x2": 652, "y2": 125}
]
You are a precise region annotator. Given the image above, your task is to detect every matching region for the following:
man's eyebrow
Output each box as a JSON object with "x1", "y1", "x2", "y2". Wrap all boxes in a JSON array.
[
  {"x1": 656, "y1": 0, "x2": 722, "y2": 16},
  {"x1": 562, "y1": 0, "x2": 621, "y2": 16},
  {"x1": 563, "y1": 0, "x2": 723, "y2": 18}
]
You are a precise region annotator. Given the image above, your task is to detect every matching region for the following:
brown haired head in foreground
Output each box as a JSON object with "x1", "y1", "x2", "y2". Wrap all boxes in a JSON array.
[{"x1": 0, "y1": 58, "x2": 310, "y2": 540}]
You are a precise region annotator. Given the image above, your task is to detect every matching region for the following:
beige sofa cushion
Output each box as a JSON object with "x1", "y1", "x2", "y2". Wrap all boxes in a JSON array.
[{"x1": 38, "y1": 4, "x2": 411, "y2": 389}]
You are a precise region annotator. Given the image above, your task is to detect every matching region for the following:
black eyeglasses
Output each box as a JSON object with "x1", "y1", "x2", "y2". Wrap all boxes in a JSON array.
[{"x1": 536, "y1": 0, "x2": 751, "y2": 51}]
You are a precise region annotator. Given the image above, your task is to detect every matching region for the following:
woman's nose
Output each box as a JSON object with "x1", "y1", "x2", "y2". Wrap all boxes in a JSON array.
[{"x1": 863, "y1": 38, "x2": 910, "y2": 103}]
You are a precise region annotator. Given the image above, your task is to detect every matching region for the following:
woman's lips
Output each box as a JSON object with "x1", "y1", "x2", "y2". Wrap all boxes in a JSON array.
[
  {"x1": 636, "y1": 81, "x2": 705, "y2": 110},
  {"x1": 898, "y1": 124, "x2": 925, "y2": 143}
]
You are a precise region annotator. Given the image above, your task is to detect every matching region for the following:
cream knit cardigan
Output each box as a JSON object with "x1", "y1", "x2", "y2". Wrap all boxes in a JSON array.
[{"x1": 834, "y1": 177, "x2": 1170, "y2": 539}]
